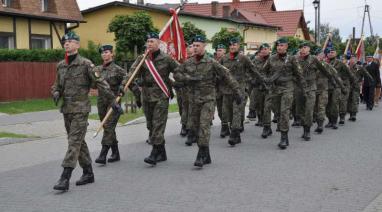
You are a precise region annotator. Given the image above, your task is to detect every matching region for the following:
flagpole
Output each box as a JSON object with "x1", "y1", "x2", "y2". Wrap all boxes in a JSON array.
[
  {"x1": 343, "y1": 35, "x2": 352, "y2": 63},
  {"x1": 322, "y1": 32, "x2": 332, "y2": 50},
  {"x1": 355, "y1": 34, "x2": 364, "y2": 54}
]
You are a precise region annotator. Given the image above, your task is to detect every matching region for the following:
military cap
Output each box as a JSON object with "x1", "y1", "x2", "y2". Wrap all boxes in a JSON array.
[
  {"x1": 146, "y1": 32, "x2": 159, "y2": 40},
  {"x1": 366, "y1": 55, "x2": 373, "y2": 58},
  {"x1": 324, "y1": 47, "x2": 336, "y2": 55},
  {"x1": 99, "y1": 44, "x2": 113, "y2": 53},
  {"x1": 229, "y1": 37, "x2": 240, "y2": 45},
  {"x1": 259, "y1": 43, "x2": 270, "y2": 51},
  {"x1": 276, "y1": 37, "x2": 288, "y2": 45},
  {"x1": 216, "y1": 44, "x2": 226, "y2": 49},
  {"x1": 193, "y1": 35, "x2": 206, "y2": 43},
  {"x1": 313, "y1": 47, "x2": 322, "y2": 55},
  {"x1": 61, "y1": 31, "x2": 80, "y2": 43},
  {"x1": 299, "y1": 41, "x2": 311, "y2": 48}
]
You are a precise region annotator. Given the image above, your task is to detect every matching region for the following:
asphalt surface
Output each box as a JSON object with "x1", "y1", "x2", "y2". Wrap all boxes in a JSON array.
[{"x1": 1, "y1": 105, "x2": 382, "y2": 212}]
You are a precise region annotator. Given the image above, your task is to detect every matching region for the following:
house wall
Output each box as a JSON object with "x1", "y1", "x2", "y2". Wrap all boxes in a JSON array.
[
  {"x1": 0, "y1": 16, "x2": 13, "y2": 32},
  {"x1": 295, "y1": 27, "x2": 305, "y2": 40},
  {"x1": 243, "y1": 26, "x2": 278, "y2": 54}
]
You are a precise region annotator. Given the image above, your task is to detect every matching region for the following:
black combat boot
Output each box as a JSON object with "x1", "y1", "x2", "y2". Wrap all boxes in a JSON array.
[
  {"x1": 247, "y1": 110, "x2": 257, "y2": 120},
  {"x1": 292, "y1": 119, "x2": 301, "y2": 127},
  {"x1": 278, "y1": 131, "x2": 289, "y2": 150},
  {"x1": 220, "y1": 123, "x2": 230, "y2": 138},
  {"x1": 325, "y1": 118, "x2": 333, "y2": 128},
  {"x1": 144, "y1": 144, "x2": 160, "y2": 165},
  {"x1": 156, "y1": 144, "x2": 167, "y2": 163},
  {"x1": 228, "y1": 129, "x2": 239, "y2": 146},
  {"x1": 261, "y1": 125, "x2": 272, "y2": 138},
  {"x1": 194, "y1": 146, "x2": 207, "y2": 168},
  {"x1": 239, "y1": 121, "x2": 244, "y2": 133},
  {"x1": 180, "y1": 124, "x2": 188, "y2": 137},
  {"x1": 255, "y1": 115, "x2": 263, "y2": 126},
  {"x1": 107, "y1": 144, "x2": 120, "y2": 163},
  {"x1": 303, "y1": 126, "x2": 311, "y2": 141},
  {"x1": 315, "y1": 120, "x2": 324, "y2": 134},
  {"x1": 53, "y1": 167, "x2": 73, "y2": 191},
  {"x1": 301, "y1": 126, "x2": 307, "y2": 138},
  {"x1": 203, "y1": 146, "x2": 211, "y2": 164},
  {"x1": 95, "y1": 145, "x2": 110, "y2": 164},
  {"x1": 332, "y1": 119, "x2": 338, "y2": 129},
  {"x1": 348, "y1": 113, "x2": 357, "y2": 122},
  {"x1": 339, "y1": 113, "x2": 345, "y2": 125},
  {"x1": 185, "y1": 130, "x2": 197, "y2": 146},
  {"x1": 272, "y1": 116, "x2": 278, "y2": 123},
  {"x1": 76, "y1": 165, "x2": 94, "y2": 186}
]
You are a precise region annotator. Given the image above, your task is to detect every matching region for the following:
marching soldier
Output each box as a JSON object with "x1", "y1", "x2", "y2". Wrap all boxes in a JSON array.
[
  {"x1": 94, "y1": 45, "x2": 127, "y2": 165},
  {"x1": 220, "y1": 37, "x2": 264, "y2": 146},
  {"x1": 51, "y1": 32, "x2": 119, "y2": 191},
  {"x1": 262, "y1": 38, "x2": 306, "y2": 150},
  {"x1": 251, "y1": 43, "x2": 271, "y2": 128},
  {"x1": 120, "y1": 32, "x2": 179, "y2": 166},
  {"x1": 174, "y1": 35, "x2": 242, "y2": 167},
  {"x1": 214, "y1": 44, "x2": 228, "y2": 138}
]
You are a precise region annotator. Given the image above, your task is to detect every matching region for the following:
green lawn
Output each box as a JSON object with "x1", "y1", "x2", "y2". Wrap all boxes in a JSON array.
[
  {"x1": 0, "y1": 96, "x2": 98, "y2": 114},
  {"x1": 89, "y1": 103, "x2": 179, "y2": 124},
  {"x1": 0, "y1": 132, "x2": 39, "y2": 139}
]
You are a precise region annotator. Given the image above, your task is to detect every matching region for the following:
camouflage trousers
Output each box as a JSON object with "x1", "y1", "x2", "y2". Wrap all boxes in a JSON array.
[
  {"x1": 189, "y1": 100, "x2": 215, "y2": 147},
  {"x1": 248, "y1": 85, "x2": 256, "y2": 111},
  {"x1": 61, "y1": 112, "x2": 92, "y2": 169},
  {"x1": 339, "y1": 85, "x2": 350, "y2": 115},
  {"x1": 179, "y1": 89, "x2": 191, "y2": 128},
  {"x1": 98, "y1": 100, "x2": 120, "y2": 146},
  {"x1": 263, "y1": 91, "x2": 293, "y2": 132},
  {"x1": 253, "y1": 87, "x2": 266, "y2": 122},
  {"x1": 301, "y1": 90, "x2": 317, "y2": 127},
  {"x1": 314, "y1": 90, "x2": 329, "y2": 122},
  {"x1": 347, "y1": 87, "x2": 360, "y2": 113},
  {"x1": 143, "y1": 98, "x2": 169, "y2": 145},
  {"x1": 222, "y1": 94, "x2": 245, "y2": 130},
  {"x1": 293, "y1": 87, "x2": 304, "y2": 121},
  {"x1": 326, "y1": 88, "x2": 340, "y2": 121}
]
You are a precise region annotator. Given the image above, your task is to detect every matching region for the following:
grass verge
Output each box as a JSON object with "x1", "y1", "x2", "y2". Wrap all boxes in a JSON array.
[{"x1": 0, "y1": 132, "x2": 39, "y2": 139}]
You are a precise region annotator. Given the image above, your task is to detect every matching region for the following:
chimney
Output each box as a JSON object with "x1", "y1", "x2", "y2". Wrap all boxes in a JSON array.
[
  {"x1": 137, "y1": 0, "x2": 144, "y2": 5},
  {"x1": 211, "y1": 1, "x2": 218, "y2": 16},
  {"x1": 223, "y1": 5, "x2": 230, "y2": 18},
  {"x1": 123, "y1": 0, "x2": 130, "y2": 3}
]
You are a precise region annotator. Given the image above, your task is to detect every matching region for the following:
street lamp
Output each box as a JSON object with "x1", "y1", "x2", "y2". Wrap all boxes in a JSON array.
[{"x1": 313, "y1": 0, "x2": 320, "y2": 44}]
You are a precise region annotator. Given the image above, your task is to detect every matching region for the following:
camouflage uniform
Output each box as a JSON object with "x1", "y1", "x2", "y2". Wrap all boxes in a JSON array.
[
  {"x1": 122, "y1": 50, "x2": 178, "y2": 146},
  {"x1": 251, "y1": 55, "x2": 269, "y2": 126},
  {"x1": 96, "y1": 62, "x2": 126, "y2": 146},
  {"x1": 51, "y1": 54, "x2": 115, "y2": 169}
]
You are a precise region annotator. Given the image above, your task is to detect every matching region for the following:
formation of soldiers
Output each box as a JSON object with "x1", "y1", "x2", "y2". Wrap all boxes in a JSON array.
[{"x1": 51, "y1": 31, "x2": 380, "y2": 191}]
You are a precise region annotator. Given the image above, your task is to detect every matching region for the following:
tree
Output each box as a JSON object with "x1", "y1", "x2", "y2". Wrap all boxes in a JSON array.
[
  {"x1": 211, "y1": 28, "x2": 243, "y2": 51},
  {"x1": 182, "y1": 21, "x2": 206, "y2": 45},
  {"x1": 108, "y1": 11, "x2": 158, "y2": 60},
  {"x1": 319, "y1": 23, "x2": 342, "y2": 45}
]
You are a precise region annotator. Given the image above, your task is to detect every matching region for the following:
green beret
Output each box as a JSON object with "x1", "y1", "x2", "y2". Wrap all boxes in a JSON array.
[
  {"x1": 193, "y1": 35, "x2": 206, "y2": 43},
  {"x1": 276, "y1": 37, "x2": 288, "y2": 45},
  {"x1": 299, "y1": 41, "x2": 311, "y2": 48},
  {"x1": 259, "y1": 43, "x2": 270, "y2": 50},
  {"x1": 61, "y1": 31, "x2": 80, "y2": 43},
  {"x1": 99, "y1": 44, "x2": 113, "y2": 54},
  {"x1": 313, "y1": 47, "x2": 322, "y2": 55},
  {"x1": 146, "y1": 32, "x2": 159, "y2": 40},
  {"x1": 229, "y1": 37, "x2": 240, "y2": 45},
  {"x1": 325, "y1": 47, "x2": 336, "y2": 54},
  {"x1": 216, "y1": 44, "x2": 226, "y2": 49}
]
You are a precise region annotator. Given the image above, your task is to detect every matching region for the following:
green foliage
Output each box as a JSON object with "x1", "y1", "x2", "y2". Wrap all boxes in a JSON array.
[
  {"x1": 108, "y1": 11, "x2": 158, "y2": 60},
  {"x1": 182, "y1": 21, "x2": 206, "y2": 44},
  {"x1": 319, "y1": 23, "x2": 342, "y2": 45},
  {"x1": 211, "y1": 28, "x2": 243, "y2": 51}
]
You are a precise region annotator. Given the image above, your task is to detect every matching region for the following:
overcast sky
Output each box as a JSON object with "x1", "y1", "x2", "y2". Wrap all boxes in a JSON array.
[{"x1": 77, "y1": 0, "x2": 382, "y2": 39}]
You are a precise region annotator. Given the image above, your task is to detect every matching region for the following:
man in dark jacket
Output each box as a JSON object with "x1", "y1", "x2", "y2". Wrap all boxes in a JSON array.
[{"x1": 363, "y1": 56, "x2": 381, "y2": 110}]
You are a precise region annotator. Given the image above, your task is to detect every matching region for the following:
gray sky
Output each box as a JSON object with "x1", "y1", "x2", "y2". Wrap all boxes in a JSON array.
[{"x1": 77, "y1": 0, "x2": 382, "y2": 39}]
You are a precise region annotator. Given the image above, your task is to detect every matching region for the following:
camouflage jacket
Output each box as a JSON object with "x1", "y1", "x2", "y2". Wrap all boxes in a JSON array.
[
  {"x1": 349, "y1": 63, "x2": 373, "y2": 89},
  {"x1": 296, "y1": 55, "x2": 333, "y2": 91},
  {"x1": 251, "y1": 55, "x2": 268, "y2": 89},
  {"x1": 329, "y1": 58, "x2": 356, "y2": 87},
  {"x1": 262, "y1": 53, "x2": 306, "y2": 93},
  {"x1": 123, "y1": 51, "x2": 179, "y2": 102},
  {"x1": 95, "y1": 62, "x2": 126, "y2": 103},
  {"x1": 219, "y1": 53, "x2": 264, "y2": 94},
  {"x1": 174, "y1": 54, "x2": 241, "y2": 103},
  {"x1": 317, "y1": 61, "x2": 344, "y2": 91},
  {"x1": 51, "y1": 54, "x2": 115, "y2": 114}
]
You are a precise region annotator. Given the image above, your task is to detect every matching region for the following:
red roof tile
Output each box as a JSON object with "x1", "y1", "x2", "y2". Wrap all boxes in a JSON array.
[
  {"x1": 232, "y1": 9, "x2": 270, "y2": 26},
  {"x1": 261, "y1": 10, "x2": 303, "y2": 36}
]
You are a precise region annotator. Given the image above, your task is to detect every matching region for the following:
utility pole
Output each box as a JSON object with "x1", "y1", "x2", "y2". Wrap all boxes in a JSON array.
[{"x1": 361, "y1": 3, "x2": 374, "y2": 37}]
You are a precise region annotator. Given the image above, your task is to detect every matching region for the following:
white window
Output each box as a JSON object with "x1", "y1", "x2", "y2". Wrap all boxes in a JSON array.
[
  {"x1": 2, "y1": 0, "x2": 11, "y2": 7},
  {"x1": 0, "y1": 33, "x2": 15, "y2": 49},
  {"x1": 41, "y1": 0, "x2": 48, "y2": 12},
  {"x1": 31, "y1": 35, "x2": 51, "y2": 49}
]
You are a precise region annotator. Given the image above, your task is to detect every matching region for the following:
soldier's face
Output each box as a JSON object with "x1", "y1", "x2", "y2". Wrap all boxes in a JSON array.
[
  {"x1": 259, "y1": 47, "x2": 270, "y2": 57},
  {"x1": 187, "y1": 46, "x2": 194, "y2": 58},
  {"x1": 300, "y1": 46, "x2": 310, "y2": 56},
  {"x1": 146, "y1": 38, "x2": 160, "y2": 52},
  {"x1": 276, "y1": 43, "x2": 288, "y2": 54},
  {"x1": 229, "y1": 43, "x2": 240, "y2": 53},
  {"x1": 366, "y1": 57, "x2": 373, "y2": 63},
  {"x1": 317, "y1": 53, "x2": 325, "y2": 61},
  {"x1": 328, "y1": 51, "x2": 337, "y2": 59},
  {"x1": 216, "y1": 48, "x2": 226, "y2": 58},
  {"x1": 63, "y1": 40, "x2": 80, "y2": 54},
  {"x1": 349, "y1": 57, "x2": 356, "y2": 65},
  {"x1": 193, "y1": 42, "x2": 206, "y2": 56},
  {"x1": 101, "y1": 50, "x2": 113, "y2": 62}
]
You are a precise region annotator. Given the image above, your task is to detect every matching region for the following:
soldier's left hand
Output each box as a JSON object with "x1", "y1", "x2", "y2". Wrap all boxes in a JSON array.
[
  {"x1": 111, "y1": 102, "x2": 124, "y2": 115},
  {"x1": 118, "y1": 85, "x2": 125, "y2": 97},
  {"x1": 52, "y1": 91, "x2": 60, "y2": 106}
]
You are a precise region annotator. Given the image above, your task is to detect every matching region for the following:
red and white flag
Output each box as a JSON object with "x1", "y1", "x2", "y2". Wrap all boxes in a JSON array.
[
  {"x1": 159, "y1": 8, "x2": 187, "y2": 62},
  {"x1": 355, "y1": 36, "x2": 365, "y2": 63}
]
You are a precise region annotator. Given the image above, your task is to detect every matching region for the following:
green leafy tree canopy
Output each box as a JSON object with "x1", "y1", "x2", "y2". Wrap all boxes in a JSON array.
[
  {"x1": 211, "y1": 28, "x2": 243, "y2": 51},
  {"x1": 182, "y1": 21, "x2": 206, "y2": 45}
]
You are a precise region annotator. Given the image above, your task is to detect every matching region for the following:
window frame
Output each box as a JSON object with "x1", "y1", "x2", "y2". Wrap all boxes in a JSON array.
[
  {"x1": 0, "y1": 32, "x2": 15, "y2": 49},
  {"x1": 30, "y1": 34, "x2": 51, "y2": 49}
]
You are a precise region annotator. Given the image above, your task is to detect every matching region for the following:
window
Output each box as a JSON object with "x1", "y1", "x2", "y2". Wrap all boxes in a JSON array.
[
  {"x1": 31, "y1": 35, "x2": 51, "y2": 49},
  {"x1": 0, "y1": 33, "x2": 15, "y2": 49},
  {"x1": 41, "y1": 0, "x2": 48, "y2": 12},
  {"x1": 2, "y1": 0, "x2": 11, "y2": 7}
]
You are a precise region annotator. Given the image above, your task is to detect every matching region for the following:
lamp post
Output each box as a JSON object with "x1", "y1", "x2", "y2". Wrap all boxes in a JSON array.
[{"x1": 313, "y1": 0, "x2": 320, "y2": 44}]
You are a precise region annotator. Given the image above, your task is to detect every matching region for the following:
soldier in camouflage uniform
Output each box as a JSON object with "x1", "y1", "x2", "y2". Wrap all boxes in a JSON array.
[
  {"x1": 214, "y1": 44, "x2": 228, "y2": 138},
  {"x1": 347, "y1": 54, "x2": 374, "y2": 121},
  {"x1": 174, "y1": 35, "x2": 242, "y2": 168},
  {"x1": 296, "y1": 42, "x2": 337, "y2": 141},
  {"x1": 262, "y1": 38, "x2": 306, "y2": 150},
  {"x1": 327, "y1": 48, "x2": 356, "y2": 125},
  {"x1": 220, "y1": 37, "x2": 264, "y2": 146},
  {"x1": 121, "y1": 32, "x2": 179, "y2": 166},
  {"x1": 52, "y1": 32, "x2": 119, "y2": 191},
  {"x1": 251, "y1": 43, "x2": 271, "y2": 128},
  {"x1": 93, "y1": 45, "x2": 127, "y2": 165}
]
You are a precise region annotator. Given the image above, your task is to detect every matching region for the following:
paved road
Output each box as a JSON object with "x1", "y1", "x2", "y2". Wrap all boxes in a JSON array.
[{"x1": 1, "y1": 105, "x2": 382, "y2": 212}]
